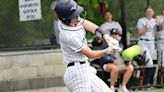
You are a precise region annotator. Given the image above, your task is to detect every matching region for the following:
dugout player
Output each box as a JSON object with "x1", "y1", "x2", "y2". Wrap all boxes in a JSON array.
[
  {"x1": 100, "y1": 29, "x2": 134, "y2": 92},
  {"x1": 100, "y1": 11, "x2": 122, "y2": 37},
  {"x1": 54, "y1": 0, "x2": 122, "y2": 92},
  {"x1": 156, "y1": 9, "x2": 164, "y2": 67},
  {"x1": 137, "y1": 6, "x2": 156, "y2": 87}
]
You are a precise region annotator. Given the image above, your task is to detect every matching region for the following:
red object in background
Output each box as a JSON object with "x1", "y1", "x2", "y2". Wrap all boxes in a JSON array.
[
  {"x1": 139, "y1": 69, "x2": 145, "y2": 86},
  {"x1": 139, "y1": 74, "x2": 144, "y2": 86},
  {"x1": 99, "y1": 2, "x2": 107, "y2": 16},
  {"x1": 160, "y1": 74, "x2": 164, "y2": 85}
]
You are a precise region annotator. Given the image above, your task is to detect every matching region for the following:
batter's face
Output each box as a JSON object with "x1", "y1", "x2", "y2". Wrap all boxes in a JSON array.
[
  {"x1": 104, "y1": 12, "x2": 112, "y2": 22},
  {"x1": 145, "y1": 8, "x2": 154, "y2": 18},
  {"x1": 70, "y1": 16, "x2": 80, "y2": 27},
  {"x1": 162, "y1": 10, "x2": 164, "y2": 15}
]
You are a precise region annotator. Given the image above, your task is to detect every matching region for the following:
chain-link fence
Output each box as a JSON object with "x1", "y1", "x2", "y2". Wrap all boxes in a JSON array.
[{"x1": 0, "y1": 0, "x2": 58, "y2": 52}]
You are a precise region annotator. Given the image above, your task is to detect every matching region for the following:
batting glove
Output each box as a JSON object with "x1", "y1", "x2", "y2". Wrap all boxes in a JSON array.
[
  {"x1": 105, "y1": 46, "x2": 115, "y2": 54},
  {"x1": 103, "y1": 34, "x2": 122, "y2": 52},
  {"x1": 113, "y1": 46, "x2": 122, "y2": 52}
]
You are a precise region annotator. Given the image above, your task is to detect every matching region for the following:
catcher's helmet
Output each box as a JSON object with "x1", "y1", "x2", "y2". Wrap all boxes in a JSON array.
[
  {"x1": 55, "y1": 0, "x2": 83, "y2": 19},
  {"x1": 110, "y1": 28, "x2": 120, "y2": 35}
]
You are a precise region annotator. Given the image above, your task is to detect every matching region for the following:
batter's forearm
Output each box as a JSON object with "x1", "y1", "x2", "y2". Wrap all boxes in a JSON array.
[
  {"x1": 86, "y1": 50, "x2": 106, "y2": 58},
  {"x1": 80, "y1": 45, "x2": 107, "y2": 58},
  {"x1": 82, "y1": 19, "x2": 99, "y2": 33}
]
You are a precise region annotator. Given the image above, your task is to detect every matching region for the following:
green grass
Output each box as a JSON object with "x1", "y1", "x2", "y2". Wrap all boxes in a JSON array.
[{"x1": 133, "y1": 88, "x2": 164, "y2": 92}]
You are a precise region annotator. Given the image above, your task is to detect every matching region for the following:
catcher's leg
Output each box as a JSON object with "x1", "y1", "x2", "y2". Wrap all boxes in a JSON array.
[
  {"x1": 104, "y1": 63, "x2": 119, "y2": 87},
  {"x1": 121, "y1": 64, "x2": 134, "y2": 87}
]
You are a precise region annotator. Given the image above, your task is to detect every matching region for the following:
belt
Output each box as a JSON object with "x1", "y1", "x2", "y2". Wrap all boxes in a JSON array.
[
  {"x1": 139, "y1": 38, "x2": 152, "y2": 41},
  {"x1": 67, "y1": 61, "x2": 86, "y2": 67}
]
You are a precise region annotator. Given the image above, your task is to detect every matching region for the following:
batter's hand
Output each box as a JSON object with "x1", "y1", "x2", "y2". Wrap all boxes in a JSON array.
[
  {"x1": 103, "y1": 34, "x2": 122, "y2": 52},
  {"x1": 105, "y1": 46, "x2": 115, "y2": 54},
  {"x1": 105, "y1": 45, "x2": 122, "y2": 54}
]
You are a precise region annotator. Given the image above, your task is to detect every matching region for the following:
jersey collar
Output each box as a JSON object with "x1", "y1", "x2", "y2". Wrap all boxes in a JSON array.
[{"x1": 59, "y1": 20, "x2": 83, "y2": 31}]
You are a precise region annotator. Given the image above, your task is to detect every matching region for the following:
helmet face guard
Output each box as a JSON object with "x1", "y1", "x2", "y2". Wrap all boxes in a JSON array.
[{"x1": 55, "y1": 0, "x2": 84, "y2": 20}]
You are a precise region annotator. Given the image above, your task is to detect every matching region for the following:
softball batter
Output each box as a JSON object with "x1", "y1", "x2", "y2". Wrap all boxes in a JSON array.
[{"x1": 54, "y1": 0, "x2": 121, "y2": 92}]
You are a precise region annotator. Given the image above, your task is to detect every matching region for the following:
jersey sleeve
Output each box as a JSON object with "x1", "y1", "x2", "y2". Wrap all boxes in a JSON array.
[
  {"x1": 54, "y1": 20, "x2": 61, "y2": 44},
  {"x1": 67, "y1": 35, "x2": 85, "y2": 53},
  {"x1": 137, "y1": 19, "x2": 144, "y2": 29},
  {"x1": 53, "y1": 20, "x2": 57, "y2": 30},
  {"x1": 100, "y1": 24, "x2": 108, "y2": 32}
]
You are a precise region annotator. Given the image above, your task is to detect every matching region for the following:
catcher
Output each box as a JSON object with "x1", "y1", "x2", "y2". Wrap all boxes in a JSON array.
[{"x1": 99, "y1": 29, "x2": 134, "y2": 92}]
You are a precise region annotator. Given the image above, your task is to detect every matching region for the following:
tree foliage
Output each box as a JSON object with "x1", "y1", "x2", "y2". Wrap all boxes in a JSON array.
[{"x1": 76, "y1": 0, "x2": 164, "y2": 39}]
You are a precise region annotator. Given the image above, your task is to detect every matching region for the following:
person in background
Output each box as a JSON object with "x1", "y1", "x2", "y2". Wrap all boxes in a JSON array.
[
  {"x1": 155, "y1": 9, "x2": 164, "y2": 68},
  {"x1": 100, "y1": 28, "x2": 134, "y2": 92},
  {"x1": 100, "y1": 11, "x2": 122, "y2": 37},
  {"x1": 100, "y1": 11, "x2": 123, "y2": 49},
  {"x1": 137, "y1": 6, "x2": 156, "y2": 87}
]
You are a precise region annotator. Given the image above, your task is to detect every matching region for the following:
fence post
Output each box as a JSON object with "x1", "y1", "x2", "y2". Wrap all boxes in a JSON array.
[{"x1": 120, "y1": 0, "x2": 127, "y2": 49}]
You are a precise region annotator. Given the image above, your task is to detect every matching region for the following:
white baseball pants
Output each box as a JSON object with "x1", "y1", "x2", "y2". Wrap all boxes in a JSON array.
[{"x1": 64, "y1": 62, "x2": 112, "y2": 92}]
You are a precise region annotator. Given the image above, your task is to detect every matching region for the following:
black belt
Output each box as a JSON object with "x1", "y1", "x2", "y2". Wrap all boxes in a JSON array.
[
  {"x1": 140, "y1": 38, "x2": 152, "y2": 41},
  {"x1": 67, "y1": 61, "x2": 86, "y2": 67}
]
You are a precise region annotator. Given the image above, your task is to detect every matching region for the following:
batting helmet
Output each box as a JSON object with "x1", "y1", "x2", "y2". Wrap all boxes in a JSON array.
[{"x1": 55, "y1": 0, "x2": 84, "y2": 19}]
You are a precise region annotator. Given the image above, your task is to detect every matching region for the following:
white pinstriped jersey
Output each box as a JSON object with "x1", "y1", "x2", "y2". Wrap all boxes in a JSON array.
[
  {"x1": 56, "y1": 20, "x2": 88, "y2": 64},
  {"x1": 56, "y1": 19, "x2": 112, "y2": 92},
  {"x1": 157, "y1": 15, "x2": 164, "y2": 38},
  {"x1": 137, "y1": 17, "x2": 156, "y2": 67},
  {"x1": 53, "y1": 20, "x2": 60, "y2": 44},
  {"x1": 100, "y1": 21, "x2": 122, "y2": 35},
  {"x1": 137, "y1": 17, "x2": 156, "y2": 40}
]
